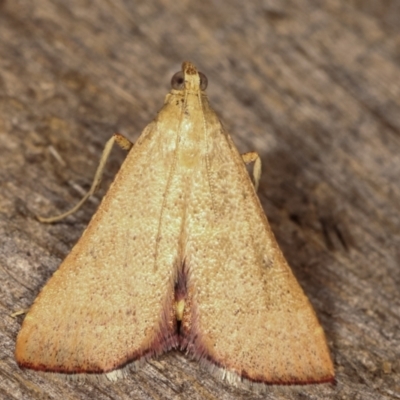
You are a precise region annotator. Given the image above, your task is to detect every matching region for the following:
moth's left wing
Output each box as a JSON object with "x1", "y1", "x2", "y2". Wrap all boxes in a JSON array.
[{"x1": 15, "y1": 119, "x2": 184, "y2": 376}]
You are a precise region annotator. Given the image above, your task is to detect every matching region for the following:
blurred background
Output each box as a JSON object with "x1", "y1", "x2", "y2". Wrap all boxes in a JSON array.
[{"x1": 1, "y1": 1, "x2": 399, "y2": 399}]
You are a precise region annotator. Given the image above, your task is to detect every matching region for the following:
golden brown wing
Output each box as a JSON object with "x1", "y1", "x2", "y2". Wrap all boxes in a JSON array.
[
  {"x1": 179, "y1": 99, "x2": 334, "y2": 386},
  {"x1": 15, "y1": 113, "x2": 185, "y2": 375}
]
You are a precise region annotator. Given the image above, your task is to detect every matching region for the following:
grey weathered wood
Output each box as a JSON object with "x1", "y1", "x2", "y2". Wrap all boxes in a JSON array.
[{"x1": 1, "y1": 0, "x2": 399, "y2": 399}]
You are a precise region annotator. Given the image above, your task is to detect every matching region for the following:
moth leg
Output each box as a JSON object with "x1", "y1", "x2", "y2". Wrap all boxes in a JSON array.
[
  {"x1": 37, "y1": 133, "x2": 134, "y2": 223},
  {"x1": 241, "y1": 151, "x2": 261, "y2": 191},
  {"x1": 113, "y1": 133, "x2": 134, "y2": 151},
  {"x1": 10, "y1": 308, "x2": 30, "y2": 318}
]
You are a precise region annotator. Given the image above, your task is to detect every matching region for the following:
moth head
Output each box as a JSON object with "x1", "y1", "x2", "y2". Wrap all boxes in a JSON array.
[{"x1": 171, "y1": 62, "x2": 208, "y2": 91}]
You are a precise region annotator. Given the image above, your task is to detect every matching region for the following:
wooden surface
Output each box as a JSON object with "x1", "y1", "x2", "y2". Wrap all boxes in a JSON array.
[{"x1": 1, "y1": 1, "x2": 399, "y2": 399}]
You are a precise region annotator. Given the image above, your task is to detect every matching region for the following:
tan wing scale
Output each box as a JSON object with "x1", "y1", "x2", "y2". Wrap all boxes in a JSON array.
[
  {"x1": 177, "y1": 70, "x2": 334, "y2": 385},
  {"x1": 15, "y1": 104, "x2": 187, "y2": 373}
]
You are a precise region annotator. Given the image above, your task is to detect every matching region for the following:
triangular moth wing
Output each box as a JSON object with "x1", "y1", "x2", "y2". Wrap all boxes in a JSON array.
[
  {"x1": 16, "y1": 115, "x2": 185, "y2": 374},
  {"x1": 179, "y1": 101, "x2": 334, "y2": 386}
]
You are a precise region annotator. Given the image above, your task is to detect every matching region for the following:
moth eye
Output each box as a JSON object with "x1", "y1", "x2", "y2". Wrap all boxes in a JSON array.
[
  {"x1": 171, "y1": 71, "x2": 185, "y2": 90},
  {"x1": 199, "y1": 72, "x2": 208, "y2": 90}
]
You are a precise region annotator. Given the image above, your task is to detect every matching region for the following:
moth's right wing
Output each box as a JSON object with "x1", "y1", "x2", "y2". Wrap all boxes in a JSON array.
[
  {"x1": 180, "y1": 125, "x2": 334, "y2": 386},
  {"x1": 15, "y1": 119, "x2": 183, "y2": 375}
]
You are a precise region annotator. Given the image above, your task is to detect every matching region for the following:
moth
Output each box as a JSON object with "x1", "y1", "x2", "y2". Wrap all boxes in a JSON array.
[{"x1": 16, "y1": 62, "x2": 334, "y2": 389}]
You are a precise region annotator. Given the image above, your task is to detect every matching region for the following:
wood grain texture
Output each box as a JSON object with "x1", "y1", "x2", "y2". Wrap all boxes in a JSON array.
[{"x1": 1, "y1": 0, "x2": 399, "y2": 399}]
